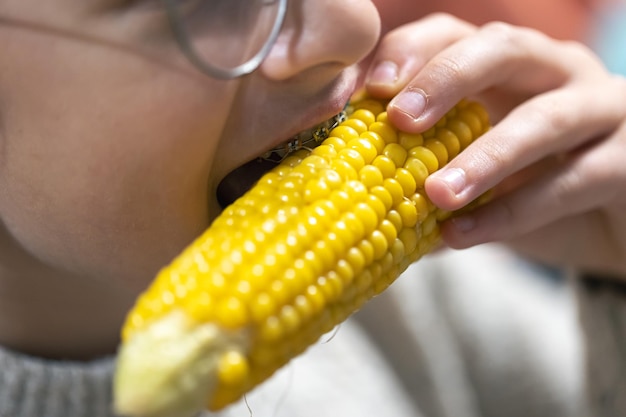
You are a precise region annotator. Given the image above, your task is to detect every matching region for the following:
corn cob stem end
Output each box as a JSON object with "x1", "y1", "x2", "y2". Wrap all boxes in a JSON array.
[{"x1": 114, "y1": 311, "x2": 243, "y2": 417}]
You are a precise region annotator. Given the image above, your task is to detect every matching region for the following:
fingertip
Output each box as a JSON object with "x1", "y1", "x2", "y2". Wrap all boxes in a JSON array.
[
  {"x1": 439, "y1": 215, "x2": 478, "y2": 249},
  {"x1": 386, "y1": 88, "x2": 428, "y2": 131},
  {"x1": 425, "y1": 168, "x2": 467, "y2": 210},
  {"x1": 365, "y1": 60, "x2": 400, "y2": 94}
]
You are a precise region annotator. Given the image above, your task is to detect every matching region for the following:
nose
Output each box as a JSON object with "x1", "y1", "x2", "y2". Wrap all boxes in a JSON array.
[{"x1": 260, "y1": 0, "x2": 381, "y2": 80}]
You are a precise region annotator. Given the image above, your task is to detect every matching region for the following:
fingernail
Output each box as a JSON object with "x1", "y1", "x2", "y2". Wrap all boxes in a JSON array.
[
  {"x1": 390, "y1": 89, "x2": 427, "y2": 121},
  {"x1": 367, "y1": 61, "x2": 399, "y2": 86},
  {"x1": 434, "y1": 167, "x2": 466, "y2": 196},
  {"x1": 451, "y1": 215, "x2": 476, "y2": 233}
]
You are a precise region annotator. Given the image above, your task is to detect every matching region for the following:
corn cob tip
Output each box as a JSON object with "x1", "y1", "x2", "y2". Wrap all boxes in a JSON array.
[{"x1": 114, "y1": 311, "x2": 243, "y2": 417}]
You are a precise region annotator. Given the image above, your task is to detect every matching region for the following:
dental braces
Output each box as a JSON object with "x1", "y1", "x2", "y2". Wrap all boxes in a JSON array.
[{"x1": 259, "y1": 109, "x2": 348, "y2": 163}]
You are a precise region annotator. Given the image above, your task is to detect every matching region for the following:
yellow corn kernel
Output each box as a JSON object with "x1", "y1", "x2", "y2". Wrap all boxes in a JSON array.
[{"x1": 114, "y1": 97, "x2": 490, "y2": 417}]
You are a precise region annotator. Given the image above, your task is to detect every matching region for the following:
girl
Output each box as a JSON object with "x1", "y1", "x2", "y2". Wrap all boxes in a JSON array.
[{"x1": 0, "y1": 0, "x2": 623, "y2": 416}]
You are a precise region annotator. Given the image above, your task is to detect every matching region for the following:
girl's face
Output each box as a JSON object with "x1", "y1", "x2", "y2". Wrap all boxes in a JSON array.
[{"x1": 0, "y1": 1, "x2": 381, "y2": 291}]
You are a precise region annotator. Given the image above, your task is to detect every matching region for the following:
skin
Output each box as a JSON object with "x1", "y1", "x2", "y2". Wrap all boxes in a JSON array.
[
  {"x1": 0, "y1": 0, "x2": 624, "y2": 362},
  {"x1": 365, "y1": 10, "x2": 626, "y2": 277},
  {"x1": 0, "y1": 0, "x2": 380, "y2": 359}
]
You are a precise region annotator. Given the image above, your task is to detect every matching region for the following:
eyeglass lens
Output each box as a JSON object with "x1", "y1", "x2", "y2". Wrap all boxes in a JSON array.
[{"x1": 173, "y1": 0, "x2": 281, "y2": 71}]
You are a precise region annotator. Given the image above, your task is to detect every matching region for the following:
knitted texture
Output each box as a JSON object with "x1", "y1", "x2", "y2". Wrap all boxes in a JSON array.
[
  {"x1": 0, "y1": 346, "x2": 116, "y2": 417},
  {"x1": 578, "y1": 277, "x2": 626, "y2": 417}
]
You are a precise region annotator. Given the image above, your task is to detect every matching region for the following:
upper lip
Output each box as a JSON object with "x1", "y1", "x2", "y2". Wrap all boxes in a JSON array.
[{"x1": 263, "y1": 69, "x2": 358, "y2": 155}]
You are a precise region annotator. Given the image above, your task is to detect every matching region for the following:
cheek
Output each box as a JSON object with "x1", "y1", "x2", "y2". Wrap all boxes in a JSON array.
[{"x1": 0, "y1": 40, "x2": 235, "y2": 289}]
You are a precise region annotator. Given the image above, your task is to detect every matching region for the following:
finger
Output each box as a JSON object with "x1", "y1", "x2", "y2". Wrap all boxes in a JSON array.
[
  {"x1": 365, "y1": 13, "x2": 476, "y2": 98},
  {"x1": 440, "y1": 123, "x2": 626, "y2": 249},
  {"x1": 386, "y1": 22, "x2": 602, "y2": 132},
  {"x1": 425, "y1": 75, "x2": 626, "y2": 211}
]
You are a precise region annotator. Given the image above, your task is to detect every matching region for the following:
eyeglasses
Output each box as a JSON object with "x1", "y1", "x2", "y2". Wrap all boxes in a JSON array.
[{"x1": 160, "y1": 0, "x2": 288, "y2": 80}]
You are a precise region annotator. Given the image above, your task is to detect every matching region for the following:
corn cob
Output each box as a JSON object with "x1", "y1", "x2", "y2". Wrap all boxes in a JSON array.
[{"x1": 114, "y1": 97, "x2": 490, "y2": 417}]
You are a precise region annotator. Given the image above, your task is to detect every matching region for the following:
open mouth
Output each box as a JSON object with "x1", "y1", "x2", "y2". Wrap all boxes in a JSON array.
[{"x1": 215, "y1": 107, "x2": 348, "y2": 208}]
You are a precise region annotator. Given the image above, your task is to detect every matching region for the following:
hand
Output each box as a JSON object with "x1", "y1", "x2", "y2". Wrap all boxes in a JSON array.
[{"x1": 364, "y1": 14, "x2": 626, "y2": 277}]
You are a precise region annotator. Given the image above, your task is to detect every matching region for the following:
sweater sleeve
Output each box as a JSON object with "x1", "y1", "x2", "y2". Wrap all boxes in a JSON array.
[
  {"x1": 0, "y1": 345, "x2": 117, "y2": 417},
  {"x1": 577, "y1": 275, "x2": 626, "y2": 416}
]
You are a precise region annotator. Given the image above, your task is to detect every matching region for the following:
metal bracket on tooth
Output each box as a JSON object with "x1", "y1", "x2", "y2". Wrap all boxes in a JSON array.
[{"x1": 259, "y1": 109, "x2": 348, "y2": 163}]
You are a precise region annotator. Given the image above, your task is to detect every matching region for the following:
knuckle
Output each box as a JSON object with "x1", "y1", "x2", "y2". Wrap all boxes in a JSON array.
[
  {"x1": 529, "y1": 98, "x2": 573, "y2": 135},
  {"x1": 481, "y1": 145, "x2": 511, "y2": 185},
  {"x1": 477, "y1": 135, "x2": 509, "y2": 169},
  {"x1": 556, "y1": 153, "x2": 615, "y2": 212},
  {"x1": 429, "y1": 54, "x2": 471, "y2": 85},
  {"x1": 479, "y1": 22, "x2": 552, "y2": 53},
  {"x1": 381, "y1": 12, "x2": 475, "y2": 46},
  {"x1": 562, "y1": 40, "x2": 593, "y2": 59},
  {"x1": 561, "y1": 40, "x2": 604, "y2": 70},
  {"x1": 553, "y1": 168, "x2": 584, "y2": 209},
  {"x1": 378, "y1": 28, "x2": 406, "y2": 48},
  {"x1": 466, "y1": 133, "x2": 512, "y2": 185},
  {"x1": 481, "y1": 21, "x2": 514, "y2": 35},
  {"x1": 492, "y1": 197, "x2": 518, "y2": 230},
  {"x1": 479, "y1": 21, "x2": 519, "y2": 45},
  {"x1": 423, "y1": 12, "x2": 466, "y2": 28}
]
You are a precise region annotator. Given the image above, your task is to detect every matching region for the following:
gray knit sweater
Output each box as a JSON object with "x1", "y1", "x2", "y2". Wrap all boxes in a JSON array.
[
  {"x1": 0, "y1": 348, "x2": 115, "y2": 417},
  {"x1": 0, "y1": 245, "x2": 624, "y2": 417}
]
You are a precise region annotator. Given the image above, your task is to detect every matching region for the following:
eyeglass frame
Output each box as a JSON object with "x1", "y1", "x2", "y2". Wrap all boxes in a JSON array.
[{"x1": 160, "y1": 0, "x2": 289, "y2": 80}]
